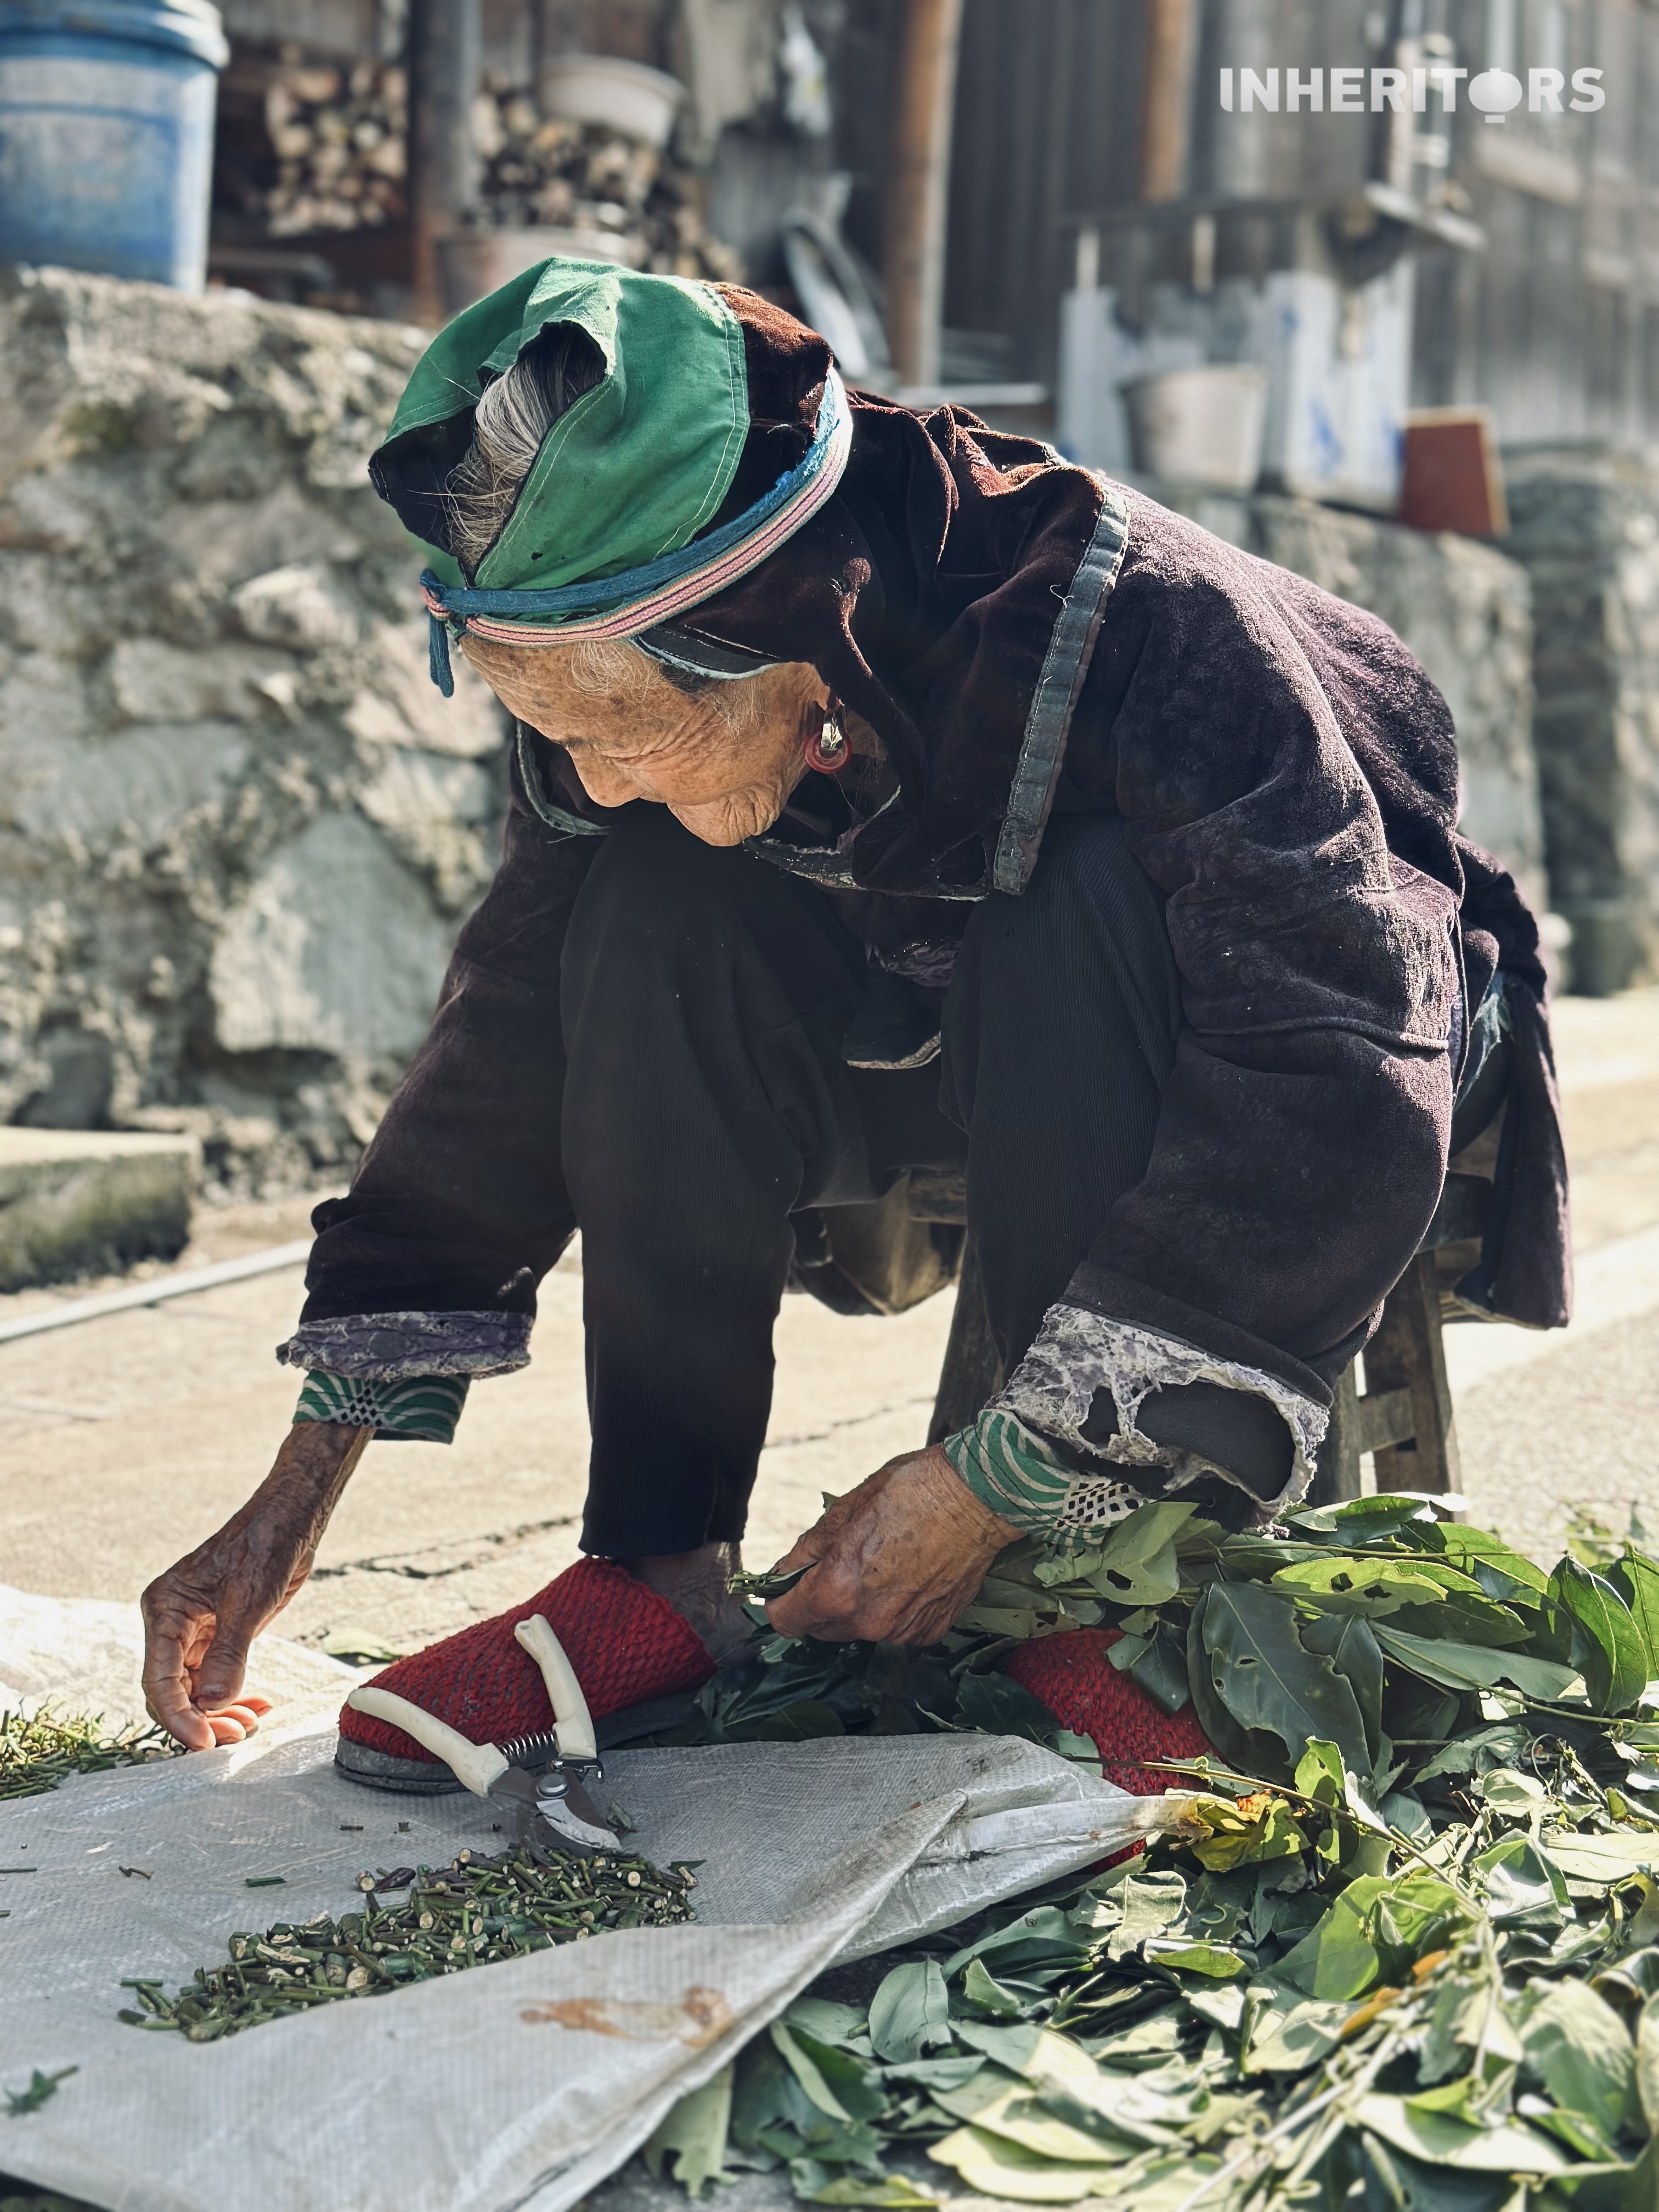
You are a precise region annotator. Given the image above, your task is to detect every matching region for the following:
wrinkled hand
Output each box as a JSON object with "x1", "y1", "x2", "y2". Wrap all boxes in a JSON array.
[
  {"x1": 765, "y1": 1444, "x2": 1019, "y2": 1646},
  {"x1": 140, "y1": 1424, "x2": 369, "y2": 1751}
]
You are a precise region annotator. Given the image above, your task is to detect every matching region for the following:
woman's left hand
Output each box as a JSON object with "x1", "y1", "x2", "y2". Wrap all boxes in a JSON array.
[{"x1": 765, "y1": 1445, "x2": 1019, "y2": 1646}]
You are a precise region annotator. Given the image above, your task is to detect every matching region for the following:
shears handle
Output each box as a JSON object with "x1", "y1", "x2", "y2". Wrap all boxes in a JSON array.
[
  {"x1": 514, "y1": 1615, "x2": 598, "y2": 1763},
  {"x1": 345, "y1": 1686, "x2": 508, "y2": 1797}
]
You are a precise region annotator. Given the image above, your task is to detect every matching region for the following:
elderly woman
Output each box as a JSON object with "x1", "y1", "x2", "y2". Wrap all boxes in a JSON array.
[{"x1": 140, "y1": 262, "x2": 1568, "y2": 1769}]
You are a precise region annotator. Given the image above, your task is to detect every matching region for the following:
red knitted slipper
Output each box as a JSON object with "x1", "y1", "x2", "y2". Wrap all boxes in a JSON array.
[
  {"x1": 1006, "y1": 1627, "x2": 1213, "y2": 1796},
  {"x1": 335, "y1": 1556, "x2": 716, "y2": 1793}
]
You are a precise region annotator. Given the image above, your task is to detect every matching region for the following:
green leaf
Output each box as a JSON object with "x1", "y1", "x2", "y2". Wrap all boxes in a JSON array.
[
  {"x1": 1551, "y1": 1561, "x2": 1651, "y2": 1715},
  {"x1": 1184, "y1": 1601, "x2": 1279, "y2": 1776},
  {"x1": 1272, "y1": 1556, "x2": 1454, "y2": 1617},
  {"x1": 1475, "y1": 1835, "x2": 1569, "y2": 1928},
  {"x1": 1298, "y1": 1611, "x2": 1385, "y2": 1761},
  {"x1": 1369, "y1": 1872, "x2": 1472, "y2": 1963},
  {"x1": 1638, "y1": 1995, "x2": 1659, "y2": 2135},
  {"x1": 1084, "y1": 1503, "x2": 1198, "y2": 1608},
  {"x1": 746, "y1": 1700, "x2": 848, "y2": 1741},
  {"x1": 1199, "y1": 1581, "x2": 1372, "y2": 1780},
  {"x1": 1372, "y1": 1624, "x2": 1583, "y2": 1703},
  {"x1": 1124, "y1": 1625, "x2": 1193, "y2": 1719},
  {"x1": 1517, "y1": 1981, "x2": 1637, "y2": 2145},
  {"x1": 642, "y1": 2066, "x2": 733, "y2": 2199},
  {"x1": 928, "y1": 2126, "x2": 1106, "y2": 2203},
  {"x1": 771, "y1": 2023, "x2": 885, "y2": 2123},
  {"x1": 962, "y1": 1957, "x2": 1028, "y2": 2018},
  {"x1": 1274, "y1": 1878, "x2": 1389, "y2": 2000},
  {"x1": 1186, "y1": 1791, "x2": 1308, "y2": 1872},
  {"x1": 1105, "y1": 1870, "x2": 1188, "y2": 1961},
  {"x1": 1355, "y1": 2094, "x2": 1573, "y2": 2175},
  {"x1": 868, "y1": 1961, "x2": 951, "y2": 2064},
  {"x1": 1287, "y1": 1494, "x2": 1446, "y2": 1542},
  {"x1": 797, "y1": 2179, "x2": 937, "y2": 2208},
  {"x1": 955, "y1": 1671, "x2": 1071, "y2": 1745},
  {"x1": 932, "y1": 2078, "x2": 1131, "y2": 2165},
  {"x1": 1424, "y1": 1526, "x2": 1550, "y2": 1605},
  {"x1": 1612, "y1": 1553, "x2": 1659, "y2": 1680},
  {"x1": 945, "y1": 1905, "x2": 1092, "y2": 1980},
  {"x1": 786, "y1": 1999, "x2": 869, "y2": 2050},
  {"x1": 1541, "y1": 1831, "x2": 1659, "y2": 1883},
  {"x1": 1, "y1": 2067, "x2": 75, "y2": 2118},
  {"x1": 1141, "y1": 1939, "x2": 1246, "y2": 1979},
  {"x1": 1243, "y1": 1986, "x2": 1360, "y2": 2073}
]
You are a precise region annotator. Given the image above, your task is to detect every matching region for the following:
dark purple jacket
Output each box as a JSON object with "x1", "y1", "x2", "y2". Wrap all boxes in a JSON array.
[{"x1": 297, "y1": 292, "x2": 1570, "y2": 1398}]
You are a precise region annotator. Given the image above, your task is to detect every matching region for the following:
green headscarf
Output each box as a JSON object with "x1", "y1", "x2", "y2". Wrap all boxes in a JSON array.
[{"x1": 375, "y1": 258, "x2": 749, "y2": 592}]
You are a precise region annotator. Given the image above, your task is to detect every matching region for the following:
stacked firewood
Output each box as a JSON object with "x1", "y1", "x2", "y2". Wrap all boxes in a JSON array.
[
  {"x1": 263, "y1": 55, "x2": 408, "y2": 236},
  {"x1": 246, "y1": 49, "x2": 740, "y2": 280},
  {"x1": 470, "y1": 80, "x2": 742, "y2": 281}
]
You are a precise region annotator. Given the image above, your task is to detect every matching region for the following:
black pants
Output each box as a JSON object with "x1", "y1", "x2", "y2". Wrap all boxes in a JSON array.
[{"x1": 561, "y1": 805, "x2": 1183, "y2": 1558}]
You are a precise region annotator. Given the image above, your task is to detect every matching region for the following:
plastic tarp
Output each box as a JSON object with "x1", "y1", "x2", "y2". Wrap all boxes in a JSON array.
[{"x1": 0, "y1": 1590, "x2": 1187, "y2": 2212}]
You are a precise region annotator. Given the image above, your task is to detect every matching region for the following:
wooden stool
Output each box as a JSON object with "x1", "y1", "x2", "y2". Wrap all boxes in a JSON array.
[{"x1": 1311, "y1": 1175, "x2": 1491, "y2": 1507}]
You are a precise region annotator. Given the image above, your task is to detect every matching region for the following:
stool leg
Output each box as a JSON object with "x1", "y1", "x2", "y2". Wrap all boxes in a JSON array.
[
  {"x1": 1312, "y1": 1362, "x2": 1364, "y2": 1506},
  {"x1": 1367, "y1": 1252, "x2": 1462, "y2": 1496}
]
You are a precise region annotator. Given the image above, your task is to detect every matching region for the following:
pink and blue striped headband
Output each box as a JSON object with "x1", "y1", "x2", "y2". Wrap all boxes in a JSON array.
[{"x1": 421, "y1": 369, "x2": 852, "y2": 695}]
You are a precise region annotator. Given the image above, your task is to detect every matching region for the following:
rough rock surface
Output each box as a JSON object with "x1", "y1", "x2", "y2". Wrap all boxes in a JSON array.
[
  {"x1": 1503, "y1": 444, "x2": 1659, "y2": 996},
  {"x1": 0, "y1": 267, "x2": 507, "y2": 1195},
  {"x1": 1141, "y1": 482, "x2": 1547, "y2": 922}
]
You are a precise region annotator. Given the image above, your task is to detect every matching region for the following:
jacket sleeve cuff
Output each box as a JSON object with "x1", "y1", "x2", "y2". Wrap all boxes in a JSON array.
[
  {"x1": 275, "y1": 1310, "x2": 532, "y2": 1381},
  {"x1": 988, "y1": 1301, "x2": 1330, "y2": 1526},
  {"x1": 293, "y1": 1370, "x2": 470, "y2": 1445}
]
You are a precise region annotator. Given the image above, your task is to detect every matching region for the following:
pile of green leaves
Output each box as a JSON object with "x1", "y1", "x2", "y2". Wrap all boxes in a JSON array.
[
  {"x1": 693, "y1": 1494, "x2": 1659, "y2": 1782},
  {"x1": 0, "y1": 1708, "x2": 178, "y2": 1803},
  {"x1": 635, "y1": 1494, "x2": 1659, "y2": 2206}
]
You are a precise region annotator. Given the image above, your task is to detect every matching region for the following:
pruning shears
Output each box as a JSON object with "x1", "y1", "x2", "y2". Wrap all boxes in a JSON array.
[{"x1": 346, "y1": 1616, "x2": 619, "y2": 1857}]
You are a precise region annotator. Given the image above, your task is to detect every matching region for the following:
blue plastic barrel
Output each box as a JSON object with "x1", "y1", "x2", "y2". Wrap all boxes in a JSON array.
[{"x1": 0, "y1": 2, "x2": 228, "y2": 291}]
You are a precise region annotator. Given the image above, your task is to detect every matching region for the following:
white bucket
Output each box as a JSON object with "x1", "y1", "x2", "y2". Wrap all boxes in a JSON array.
[
  {"x1": 1123, "y1": 364, "x2": 1271, "y2": 491},
  {"x1": 539, "y1": 54, "x2": 685, "y2": 148},
  {"x1": 437, "y1": 223, "x2": 642, "y2": 314}
]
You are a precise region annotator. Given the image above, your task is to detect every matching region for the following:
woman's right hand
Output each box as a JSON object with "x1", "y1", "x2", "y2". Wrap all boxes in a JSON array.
[{"x1": 140, "y1": 1423, "x2": 370, "y2": 1750}]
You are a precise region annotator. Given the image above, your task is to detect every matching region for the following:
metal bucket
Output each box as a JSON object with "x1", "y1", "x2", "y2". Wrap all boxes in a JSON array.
[
  {"x1": 1123, "y1": 364, "x2": 1271, "y2": 491},
  {"x1": 0, "y1": 1, "x2": 228, "y2": 292}
]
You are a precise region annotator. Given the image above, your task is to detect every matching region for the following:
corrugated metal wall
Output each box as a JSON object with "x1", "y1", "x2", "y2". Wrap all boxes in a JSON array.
[
  {"x1": 944, "y1": 0, "x2": 1147, "y2": 369},
  {"x1": 939, "y1": 0, "x2": 1659, "y2": 445}
]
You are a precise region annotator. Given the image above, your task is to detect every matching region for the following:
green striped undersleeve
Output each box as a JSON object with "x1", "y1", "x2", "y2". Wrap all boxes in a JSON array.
[
  {"x1": 941, "y1": 1408, "x2": 1143, "y2": 1542},
  {"x1": 942, "y1": 1409, "x2": 1074, "y2": 1532},
  {"x1": 292, "y1": 1370, "x2": 470, "y2": 1445}
]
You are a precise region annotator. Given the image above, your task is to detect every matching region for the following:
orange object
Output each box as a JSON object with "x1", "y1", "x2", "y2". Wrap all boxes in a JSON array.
[{"x1": 1400, "y1": 410, "x2": 1510, "y2": 538}]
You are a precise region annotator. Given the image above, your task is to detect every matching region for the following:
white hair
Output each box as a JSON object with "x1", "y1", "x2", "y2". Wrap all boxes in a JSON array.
[{"x1": 444, "y1": 325, "x2": 602, "y2": 574}]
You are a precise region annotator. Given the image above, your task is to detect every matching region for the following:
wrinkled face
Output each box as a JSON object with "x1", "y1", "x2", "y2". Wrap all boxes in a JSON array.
[{"x1": 458, "y1": 632, "x2": 826, "y2": 847}]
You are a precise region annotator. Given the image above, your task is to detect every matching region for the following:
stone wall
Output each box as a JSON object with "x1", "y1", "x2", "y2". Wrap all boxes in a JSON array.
[
  {"x1": 0, "y1": 267, "x2": 507, "y2": 1194},
  {"x1": 1136, "y1": 483, "x2": 1549, "y2": 924},
  {"x1": 1503, "y1": 445, "x2": 1659, "y2": 998}
]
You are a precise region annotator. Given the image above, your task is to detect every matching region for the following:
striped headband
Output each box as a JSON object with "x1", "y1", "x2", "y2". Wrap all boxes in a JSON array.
[{"x1": 421, "y1": 368, "x2": 851, "y2": 695}]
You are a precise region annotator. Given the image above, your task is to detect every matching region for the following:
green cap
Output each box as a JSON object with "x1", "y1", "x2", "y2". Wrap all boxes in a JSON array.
[{"x1": 374, "y1": 258, "x2": 750, "y2": 592}]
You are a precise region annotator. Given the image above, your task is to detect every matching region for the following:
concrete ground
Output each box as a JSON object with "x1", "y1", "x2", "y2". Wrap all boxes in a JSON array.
[{"x1": 0, "y1": 989, "x2": 1654, "y2": 1659}]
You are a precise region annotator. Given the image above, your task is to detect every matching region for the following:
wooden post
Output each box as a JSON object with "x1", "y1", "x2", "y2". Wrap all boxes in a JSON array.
[
  {"x1": 883, "y1": 0, "x2": 966, "y2": 390},
  {"x1": 1138, "y1": 0, "x2": 1197, "y2": 204},
  {"x1": 408, "y1": 0, "x2": 482, "y2": 326}
]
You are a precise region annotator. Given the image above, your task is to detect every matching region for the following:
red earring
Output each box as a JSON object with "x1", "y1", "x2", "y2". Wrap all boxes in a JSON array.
[{"x1": 805, "y1": 699, "x2": 849, "y2": 775}]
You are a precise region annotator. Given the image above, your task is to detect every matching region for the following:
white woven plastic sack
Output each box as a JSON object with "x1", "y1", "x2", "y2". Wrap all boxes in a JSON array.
[{"x1": 0, "y1": 1590, "x2": 1186, "y2": 2212}]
